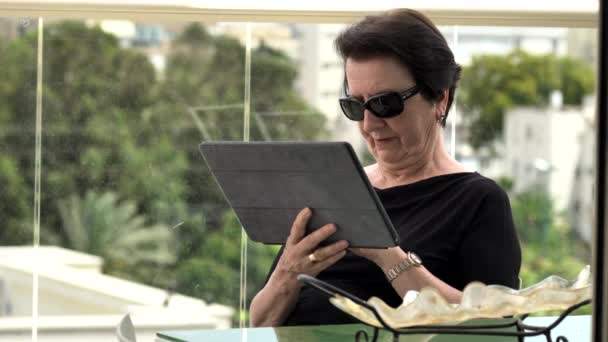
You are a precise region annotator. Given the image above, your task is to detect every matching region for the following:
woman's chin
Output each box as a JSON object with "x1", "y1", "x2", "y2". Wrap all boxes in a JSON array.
[{"x1": 374, "y1": 148, "x2": 407, "y2": 165}]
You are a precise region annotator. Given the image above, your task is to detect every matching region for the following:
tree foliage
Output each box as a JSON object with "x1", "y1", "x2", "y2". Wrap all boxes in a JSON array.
[
  {"x1": 58, "y1": 191, "x2": 175, "y2": 282},
  {"x1": 175, "y1": 211, "x2": 278, "y2": 308},
  {"x1": 150, "y1": 24, "x2": 328, "y2": 308},
  {"x1": 0, "y1": 21, "x2": 327, "y2": 311},
  {"x1": 0, "y1": 156, "x2": 30, "y2": 245},
  {"x1": 507, "y1": 186, "x2": 589, "y2": 315},
  {"x1": 512, "y1": 191, "x2": 554, "y2": 242},
  {"x1": 460, "y1": 50, "x2": 595, "y2": 149}
]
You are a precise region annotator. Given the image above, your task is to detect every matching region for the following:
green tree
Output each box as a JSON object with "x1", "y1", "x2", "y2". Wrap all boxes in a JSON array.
[
  {"x1": 0, "y1": 20, "x2": 328, "y2": 310},
  {"x1": 0, "y1": 21, "x2": 169, "y2": 236},
  {"x1": 460, "y1": 50, "x2": 595, "y2": 149},
  {"x1": 0, "y1": 33, "x2": 36, "y2": 246},
  {"x1": 0, "y1": 22, "x2": 189, "y2": 288},
  {"x1": 57, "y1": 191, "x2": 176, "y2": 284},
  {"x1": 511, "y1": 191, "x2": 554, "y2": 242},
  {"x1": 174, "y1": 211, "x2": 277, "y2": 308},
  {"x1": 147, "y1": 23, "x2": 329, "y2": 255},
  {"x1": 509, "y1": 190, "x2": 589, "y2": 297},
  {"x1": 155, "y1": 24, "x2": 328, "y2": 308},
  {"x1": 0, "y1": 156, "x2": 31, "y2": 245}
]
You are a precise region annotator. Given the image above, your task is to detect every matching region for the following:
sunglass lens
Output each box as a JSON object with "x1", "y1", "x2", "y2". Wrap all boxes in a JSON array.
[
  {"x1": 368, "y1": 93, "x2": 403, "y2": 118},
  {"x1": 339, "y1": 99, "x2": 364, "y2": 121}
]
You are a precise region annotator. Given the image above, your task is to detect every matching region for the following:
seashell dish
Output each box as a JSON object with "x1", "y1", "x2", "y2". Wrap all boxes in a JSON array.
[{"x1": 329, "y1": 265, "x2": 592, "y2": 328}]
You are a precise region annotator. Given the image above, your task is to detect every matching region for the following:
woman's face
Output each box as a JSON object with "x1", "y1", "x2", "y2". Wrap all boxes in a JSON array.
[{"x1": 345, "y1": 56, "x2": 442, "y2": 168}]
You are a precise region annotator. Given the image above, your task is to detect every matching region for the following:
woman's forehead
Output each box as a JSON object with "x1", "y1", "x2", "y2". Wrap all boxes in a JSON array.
[{"x1": 345, "y1": 57, "x2": 414, "y2": 94}]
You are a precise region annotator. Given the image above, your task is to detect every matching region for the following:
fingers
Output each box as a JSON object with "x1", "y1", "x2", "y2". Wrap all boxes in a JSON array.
[
  {"x1": 312, "y1": 249, "x2": 347, "y2": 272},
  {"x1": 312, "y1": 240, "x2": 349, "y2": 262},
  {"x1": 286, "y1": 207, "x2": 311, "y2": 246},
  {"x1": 283, "y1": 208, "x2": 348, "y2": 278},
  {"x1": 300, "y1": 223, "x2": 337, "y2": 248}
]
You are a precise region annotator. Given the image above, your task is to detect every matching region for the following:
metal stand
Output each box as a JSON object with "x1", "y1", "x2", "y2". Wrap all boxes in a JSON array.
[{"x1": 298, "y1": 274, "x2": 591, "y2": 342}]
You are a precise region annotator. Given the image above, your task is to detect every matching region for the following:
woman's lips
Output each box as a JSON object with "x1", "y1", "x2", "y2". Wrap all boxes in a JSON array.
[
  {"x1": 374, "y1": 137, "x2": 396, "y2": 146},
  {"x1": 376, "y1": 137, "x2": 395, "y2": 142}
]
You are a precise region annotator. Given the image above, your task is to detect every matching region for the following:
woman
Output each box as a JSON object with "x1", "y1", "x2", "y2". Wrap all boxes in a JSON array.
[{"x1": 250, "y1": 8, "x2": 521, "y2": 326}]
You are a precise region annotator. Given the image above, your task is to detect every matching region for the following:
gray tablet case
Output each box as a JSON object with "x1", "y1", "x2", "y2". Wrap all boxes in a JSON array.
[{"x1": 199, "y1": 141, "x2": 400, "y2": 248}]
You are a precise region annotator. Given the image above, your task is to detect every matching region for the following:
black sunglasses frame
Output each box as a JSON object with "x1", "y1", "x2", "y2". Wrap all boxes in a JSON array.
[{"x1": 339, "y1": 85, "x2": 421, "y2": 121}]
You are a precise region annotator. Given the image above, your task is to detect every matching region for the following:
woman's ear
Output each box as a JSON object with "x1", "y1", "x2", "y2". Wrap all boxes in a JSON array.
[
  {"x1": 436, "y1": 89, "x2": 450, "y2": 118},
  {"x1": 439, "y1": 89, "x2": 450, "y2": 113},
  {"x1": 341, "y1": 75, "x2": 349, "y2": 96}
]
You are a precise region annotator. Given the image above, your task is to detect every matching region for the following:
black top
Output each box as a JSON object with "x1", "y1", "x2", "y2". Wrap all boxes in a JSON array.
[{"x1": 264, "y1": 172, "x2": 522, "y2": 326}]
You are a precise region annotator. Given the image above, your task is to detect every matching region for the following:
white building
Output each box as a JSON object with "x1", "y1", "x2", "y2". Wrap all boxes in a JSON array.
[
  {"x1": 444, "y1": 26, "x2": 567, "y2": 65},
  {"x1": 568, "y1": 96, "x2": 596, "y2": 243},
  {"x1": 0, "y1": 246, "x2": 233, "y2": 342},
  {"x1": 0, "y1": 18, "x2": 21, "y2": 40},
  {"x1": 95, "y1": 20, "x2": 173, "y2": 74},
  {"x1": 293, "y1": 24, "x2": 345, "y2": 121},
  {"x1": 503, "y1": 95, "x2": 587, "y2": 211},
  {"x1": 567, "y1": 28, "x2": 598, "y2": 72},
  {"x1": 293, "y1": 23, "x2": 369, "y2": 153},
  {"x1": 212, "y1": 23, "x2": 299, "y2": 59}
]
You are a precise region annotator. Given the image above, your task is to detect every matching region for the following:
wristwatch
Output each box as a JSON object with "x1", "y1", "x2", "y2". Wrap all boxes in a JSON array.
[{"x1": 385, "y1": 252, "x2": 422, "y2": 283}]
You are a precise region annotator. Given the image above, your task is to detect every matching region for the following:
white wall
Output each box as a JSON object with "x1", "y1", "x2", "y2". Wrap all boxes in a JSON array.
[
  {"x1": 504, "y1": 106, "x2": 585, "y2": 211},
  {"x1": 549, "y1": 111, "x2": 585, "y2": 210},
  {"x1": 0, "y1": 247, "x2": 234, "y2": 342}
]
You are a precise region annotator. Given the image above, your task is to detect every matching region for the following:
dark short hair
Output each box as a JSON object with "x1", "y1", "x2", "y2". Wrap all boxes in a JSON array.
[{"x1": 335, "y1": 9, "x2": 461, "y2": 126}]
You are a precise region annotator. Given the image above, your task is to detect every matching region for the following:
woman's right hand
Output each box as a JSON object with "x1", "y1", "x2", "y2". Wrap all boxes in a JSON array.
[
  {"x1": 273, "y1": 207, "x2": 349, "y2": 283},
  {"x1": 249, "y1": 207, "x2": 349, "y2": 327}
]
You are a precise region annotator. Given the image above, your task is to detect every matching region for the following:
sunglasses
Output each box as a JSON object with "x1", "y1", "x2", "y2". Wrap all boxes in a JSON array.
[{"x1": 339, "y1": 85, "x2": 421, "y2": 121}]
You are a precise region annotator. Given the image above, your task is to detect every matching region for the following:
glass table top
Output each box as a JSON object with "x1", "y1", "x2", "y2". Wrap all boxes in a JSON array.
[{"x1": 157, "y1": 315, "x2": 591, "y2": 342}]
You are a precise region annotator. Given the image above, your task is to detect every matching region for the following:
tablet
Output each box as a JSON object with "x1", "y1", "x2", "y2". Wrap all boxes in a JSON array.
[{"x1": 199, "y1": 141, "x2": 400, "y2": 248}]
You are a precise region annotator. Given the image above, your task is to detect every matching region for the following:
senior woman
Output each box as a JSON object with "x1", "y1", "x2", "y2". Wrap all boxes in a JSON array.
[{"x1": 250, "y1": 8, "x2": 521, "y2": 326}]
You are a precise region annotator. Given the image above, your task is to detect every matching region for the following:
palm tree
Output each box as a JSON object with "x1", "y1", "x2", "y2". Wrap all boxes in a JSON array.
[{"x1": 57, "y1": 191, "x2": 175, "y2": 282}]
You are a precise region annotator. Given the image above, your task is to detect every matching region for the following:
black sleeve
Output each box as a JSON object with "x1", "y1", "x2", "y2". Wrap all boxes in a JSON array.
[{"x1": 457, "y1": 183, "x2": 522, "y2": 289}]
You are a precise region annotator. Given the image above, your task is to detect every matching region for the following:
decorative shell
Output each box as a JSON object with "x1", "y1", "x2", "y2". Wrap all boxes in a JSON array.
[{"x1": 329, "y1": 265, "x2": 592, "y2": 328}]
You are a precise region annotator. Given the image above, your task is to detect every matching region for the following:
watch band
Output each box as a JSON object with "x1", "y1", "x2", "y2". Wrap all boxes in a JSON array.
[{"x1": 385, "y1": 252, "x2": 422, "y2": 282}]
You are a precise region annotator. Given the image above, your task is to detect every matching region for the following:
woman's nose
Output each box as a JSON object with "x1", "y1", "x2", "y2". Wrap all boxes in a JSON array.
[{"x1": 361, "y1": 109, "x2": 385, "y2": 132}]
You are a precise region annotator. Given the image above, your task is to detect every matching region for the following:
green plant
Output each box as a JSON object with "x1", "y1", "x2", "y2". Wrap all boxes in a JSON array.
[{"x1": 58, "y1": 191, "x2": 176, "y2": 283}]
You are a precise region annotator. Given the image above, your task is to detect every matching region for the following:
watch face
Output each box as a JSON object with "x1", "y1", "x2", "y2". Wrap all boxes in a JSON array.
[{"x1": 409, "y1": 252, "x2": 422, "y2": 265}]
